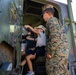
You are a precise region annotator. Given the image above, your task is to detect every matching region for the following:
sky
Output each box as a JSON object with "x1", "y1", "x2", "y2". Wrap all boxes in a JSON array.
[{"x1": 54, "y1": 0, "x2": 76, "y2": 21}]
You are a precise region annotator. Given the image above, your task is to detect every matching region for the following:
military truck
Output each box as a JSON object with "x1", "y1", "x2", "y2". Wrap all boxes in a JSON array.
[{"x1": 0, "y1": 0, "x2": 76, "y2": 75}]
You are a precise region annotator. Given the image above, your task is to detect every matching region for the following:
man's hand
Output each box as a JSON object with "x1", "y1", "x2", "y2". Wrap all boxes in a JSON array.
[{"x1": 46, "y1": 53, "x2": 52, "y2": 59}]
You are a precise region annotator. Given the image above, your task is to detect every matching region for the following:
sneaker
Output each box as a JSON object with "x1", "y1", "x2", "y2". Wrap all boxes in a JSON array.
[{"x1": 26, "y1": 71, "x2": 35, "y2": 75}]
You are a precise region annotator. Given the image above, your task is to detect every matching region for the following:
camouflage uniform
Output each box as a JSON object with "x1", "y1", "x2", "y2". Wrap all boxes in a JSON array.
[{"x1": 46, "y1": 17, "x2": 70, "y2": 75}]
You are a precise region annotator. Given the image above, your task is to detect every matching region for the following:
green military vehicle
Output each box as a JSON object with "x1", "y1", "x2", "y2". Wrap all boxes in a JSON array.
[{"x1": 0, "y1": 0, "x2": 76, "y2": 75}]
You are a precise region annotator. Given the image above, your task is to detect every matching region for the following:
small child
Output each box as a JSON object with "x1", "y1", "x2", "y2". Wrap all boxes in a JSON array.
[
  {"x1": 21, "y1": 28, "x2": 36, "y2": 66},
  {"x1": 24, "y1": 25, "x2": 46, "y2": 75}
]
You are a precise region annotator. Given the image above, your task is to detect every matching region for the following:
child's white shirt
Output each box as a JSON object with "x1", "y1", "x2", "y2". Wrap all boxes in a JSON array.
[{"x1": 36, "y1": 32, "x2": 46, "y2": 47}]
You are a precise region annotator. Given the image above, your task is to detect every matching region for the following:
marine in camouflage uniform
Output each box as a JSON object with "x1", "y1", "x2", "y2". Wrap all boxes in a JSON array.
[{"x1": 46, "y1": 17, "x2": 70, "y2": 75}]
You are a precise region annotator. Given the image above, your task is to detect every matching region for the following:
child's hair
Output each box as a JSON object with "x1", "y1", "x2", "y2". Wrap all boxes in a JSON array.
[
  {"x1": 26, "y1": 28, "x2": 34, "y2": 35},
  {"x1": 26, "y1": 28, "x2": 32, "y2": 32}
]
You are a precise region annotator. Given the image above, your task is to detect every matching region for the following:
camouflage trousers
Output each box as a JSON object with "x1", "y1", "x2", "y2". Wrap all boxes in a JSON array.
[{"x1": 46, "y1": 57, "x2": 70, "y2": 75}]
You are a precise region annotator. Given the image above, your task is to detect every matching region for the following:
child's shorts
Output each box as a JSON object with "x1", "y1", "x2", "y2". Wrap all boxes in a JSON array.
[
  {"x1": 25, "y1": 49, "x2": 36, "y2": 55},
  {"x1": 25, "y1": 46, "x2": 46, "y2": 58}
]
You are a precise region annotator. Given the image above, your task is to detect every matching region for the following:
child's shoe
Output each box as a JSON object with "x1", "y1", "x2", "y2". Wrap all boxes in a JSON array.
[{"x1": 26, "y1": 71, "x2": 35, "y2": 75}]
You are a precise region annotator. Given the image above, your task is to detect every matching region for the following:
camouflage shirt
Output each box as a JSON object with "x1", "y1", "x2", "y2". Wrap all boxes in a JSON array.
[{"x1": 46, "y1": 17, "x2": 69, "y2": 59}]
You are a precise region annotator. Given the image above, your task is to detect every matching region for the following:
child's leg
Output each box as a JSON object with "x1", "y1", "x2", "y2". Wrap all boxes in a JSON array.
[
  {"x1": 26, "y1": 54, "x2": 36, "y2": 71},
  {"x1": 21, "y1": 51, "x2": 25, "y2": 55},
  {"x1": 21, "y1": 59, "x2": 26, "y2": 66}
]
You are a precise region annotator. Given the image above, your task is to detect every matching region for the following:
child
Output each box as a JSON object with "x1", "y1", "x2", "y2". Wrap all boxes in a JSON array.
[
  {"x1": 21, "y1": 28, "x2": 36, "y2": 66},
  {"x1": 24, "y1": 25, "x2": 46, "y2": 75}
]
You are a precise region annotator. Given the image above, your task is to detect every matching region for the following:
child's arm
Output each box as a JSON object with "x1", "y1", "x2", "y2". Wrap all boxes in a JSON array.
[
  {"x1": 26, "y1": 36, "x2": 35, "y2": 41},
  {"x1": 24, "y1": 25, "x2": 39, "y2": 34}
]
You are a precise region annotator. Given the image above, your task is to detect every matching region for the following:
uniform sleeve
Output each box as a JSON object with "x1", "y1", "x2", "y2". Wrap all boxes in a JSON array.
[{"x1": 48, "y1": 21, "x2": 61, "y2": 57}]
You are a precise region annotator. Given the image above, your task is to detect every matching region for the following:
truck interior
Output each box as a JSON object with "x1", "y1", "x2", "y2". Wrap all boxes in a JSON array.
[{"x1": 23, "y1": 0, "x2": 59, "y2": 26}]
